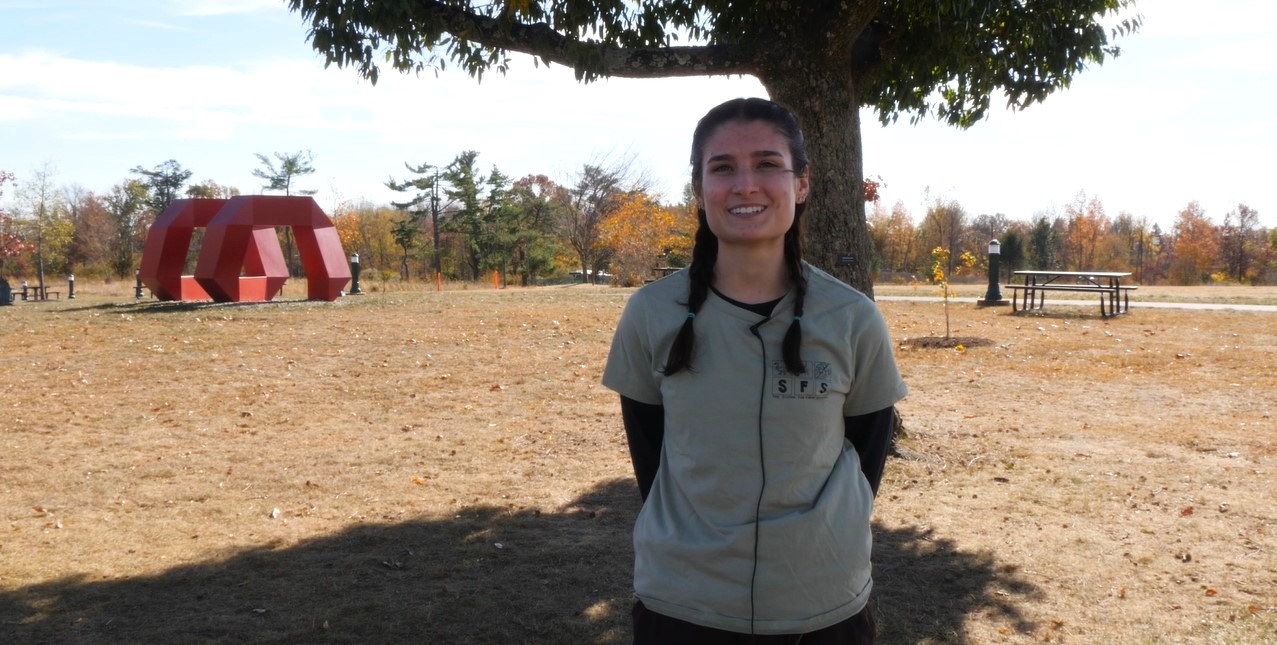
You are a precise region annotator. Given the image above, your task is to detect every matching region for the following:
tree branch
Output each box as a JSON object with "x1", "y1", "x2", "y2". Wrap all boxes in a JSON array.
[
  {"x1": 433, "y1": 2, "x2": 756, "y2": 78},
  {"x1": 293, "y1": 0, "x2": 756, "y2": 81}
]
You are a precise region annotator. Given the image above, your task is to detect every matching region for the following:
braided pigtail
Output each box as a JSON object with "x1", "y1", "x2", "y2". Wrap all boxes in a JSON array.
[
  {"x1": 781, "y1": 209, "x2": 807, "y2": 375},
  {"x1": 662, "y1": 213, "x2": 717, "y2": 375}
]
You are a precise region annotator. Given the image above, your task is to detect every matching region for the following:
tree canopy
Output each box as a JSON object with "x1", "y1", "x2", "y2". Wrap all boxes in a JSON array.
[
  {"x1": 252, "y1": 150, "x2": 318, "y2": 197},
  {"x1": 130, "y1": 160, "x2": 193, "y2": 218},
  {"x1": 289, "y1": 0, "x2": 1139, "y2": 293}
]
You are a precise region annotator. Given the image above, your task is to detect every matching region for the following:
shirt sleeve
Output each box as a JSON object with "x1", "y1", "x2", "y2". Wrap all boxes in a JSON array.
[
  {"x1": 842, "y1": 301, "x2": 908, "y2": 417},
  {"x1": 601, "y1": 291, "x2": 663, "y2": 404},
  {"x1": 619, "y1": 395, "x2": 665, "y2": 502},
  {"x1": 844, "y1": 406, "x2": 896, "y2": 497}
]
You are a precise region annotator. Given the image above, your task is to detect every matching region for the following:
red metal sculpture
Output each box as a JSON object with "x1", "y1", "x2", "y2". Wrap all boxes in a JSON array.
[
  {"x1": 139, "y1": 196, "x2": 350, "y2": 302},
  {"x1": 139, "y1": 199, "x2": 225, "y2": 301}
]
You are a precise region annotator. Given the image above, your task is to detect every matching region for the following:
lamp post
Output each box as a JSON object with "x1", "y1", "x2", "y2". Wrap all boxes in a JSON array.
[
  {"x1": 349, "y1": 253, "x2": 363, "y2": 295},
  {"x1": 978, "y1": 239, "x2": 1009, "y2": 307}
]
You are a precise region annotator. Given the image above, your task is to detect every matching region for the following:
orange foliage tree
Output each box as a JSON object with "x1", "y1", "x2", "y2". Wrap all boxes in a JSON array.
[
  {"x1": 1169, "y1": 201, "x2": 1218, "y2": 284},
  {"x1": 1061, "y1": 192, "x2": 1109, "y2": 270},
  {"x1": 332, "y1": 208, "x2": 363, "y2": 258},
  {"x1": 2, "y1": 170, "x2": 34, "y2": 274},
  {"x1": 601, "y1": 192, "x2": 694, "y2": 286}
]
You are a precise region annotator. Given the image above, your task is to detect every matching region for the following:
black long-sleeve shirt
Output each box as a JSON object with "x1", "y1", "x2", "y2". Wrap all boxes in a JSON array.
[{"x1": 620, "y1": 395, "x2": 896, "y2": 502}]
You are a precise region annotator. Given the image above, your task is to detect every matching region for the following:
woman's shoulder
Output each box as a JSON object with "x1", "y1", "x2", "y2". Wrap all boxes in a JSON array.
[
  {"x1": 802, "y1": 262, "x2": 874, "y2": 307},
  {"x1": 624, "y1": 269, "x2": 690, "y2": 314},
  {"x1": 632, "y1": 269, "x2": 689, "y2": 298}
]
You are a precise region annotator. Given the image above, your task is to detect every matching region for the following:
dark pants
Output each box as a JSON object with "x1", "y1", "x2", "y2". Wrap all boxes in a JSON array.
[{"x1": 632, "y1": 599, "x2": 876, "y2": 645}]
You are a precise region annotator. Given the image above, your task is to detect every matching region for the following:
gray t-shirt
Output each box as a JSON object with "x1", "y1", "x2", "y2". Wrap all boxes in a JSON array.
[{"x1": 603, "y1": 262, "x2": 908, "y2": 634}]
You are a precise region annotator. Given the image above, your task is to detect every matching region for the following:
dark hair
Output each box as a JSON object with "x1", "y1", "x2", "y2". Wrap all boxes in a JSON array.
[{"x1": 662, "y1": 98, "x2": 810, "y2": 376}]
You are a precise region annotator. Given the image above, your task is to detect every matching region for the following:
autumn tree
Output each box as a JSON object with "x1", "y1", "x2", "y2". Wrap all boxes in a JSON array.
[
  {"x1": 967, "y1": 212, "x2": 1012, "y2": 273},
  {"x1": 1266, "y1": 229, "x2": 1277, "y2": 284},
  {"x1": 1143, "y1": 223, "x2": 1171, "y2": 285},
  {"x1": 919, "y1": 196, "x2": 967, "y2": 279},
  {"x1": 601, "y1": 191, "x2": 694, "y2": 287},
  {"x1": 867, "y1": 200, "x2": 916, "y2": 279},
  {"x1": 1060, "y1": 192, "x2": 1109, "y2": 271},
  {"x1": 1168, "y1": 201, "x2": 1218, "y2": 285},
  {"x1": 930, "y1": 246, "x2": 977, "y2": 339},
  {"x1": 331, "y1": 206, "x2": 364, "y2": 260},
  {"x1": 288, "y1": 0, "x2": 1139, "y2": 296},
  {"x1": 185, "y1": 179, "x2": 241, "y2": 199},
  {"x1": 1, "y1": 170, "x2": 32, "y2": 277},
  {"x1": 64, "y1": 186, "x2": 114, "y2": 276},
  {"x1": 1109, "y1": 212, "x2": 1151, "y2": 281},
  {"x1": 14, "y1": 164, "x2": 74, "y2": 293},
  {"x1": 1220, "y1": 204, "x2": 1261, "y2": 283},
  {"x1": 340, "y1": 199, "x2": 401, "y2": 282},
  {"x1": 562, "y1": 163, "x2": 627, "y2": 284},
  {"x1": 103, "y1": 180, "x2": 150, "y2": 278}
]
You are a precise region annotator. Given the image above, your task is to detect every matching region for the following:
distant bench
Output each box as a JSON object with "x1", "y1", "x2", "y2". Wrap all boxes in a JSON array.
[
  {"x1": 18, "y1": 286, "x2": 61, "y2": 301},
  {"x1": 1007, "y1": 270, "x2": 1134, "y2": 318}
]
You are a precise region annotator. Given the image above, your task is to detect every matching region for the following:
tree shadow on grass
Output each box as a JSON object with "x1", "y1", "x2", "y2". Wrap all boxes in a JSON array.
[
  {"x1": 1, "y1": 480, "x2": 639, "y2": 645},
  {"x1": 1, "y1": 478, "x2": 1041, "y2": 644},
  {"x1": 873, "y1": 523, "x2": 1044, "y2": 643}
]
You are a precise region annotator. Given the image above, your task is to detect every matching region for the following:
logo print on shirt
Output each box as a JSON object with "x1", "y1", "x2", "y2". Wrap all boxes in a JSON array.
[{"x1": 770, "y1": 360, "x2": 833, "y2": 399}]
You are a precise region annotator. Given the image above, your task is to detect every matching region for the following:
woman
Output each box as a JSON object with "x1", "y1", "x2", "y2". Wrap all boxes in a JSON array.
[{"x1": 602, "y1": 98, "x2": 907, "y2": 644}]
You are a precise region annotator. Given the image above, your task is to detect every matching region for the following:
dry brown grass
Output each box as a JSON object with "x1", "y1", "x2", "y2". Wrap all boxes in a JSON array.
[{"x1": 2, "y1": 279, "x2": 1274, "y2": 644}]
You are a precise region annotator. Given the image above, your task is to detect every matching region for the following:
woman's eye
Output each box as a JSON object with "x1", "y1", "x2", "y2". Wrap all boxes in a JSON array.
[{"x1": 709, "y1": 164, "x2": 734, "y2": 175}]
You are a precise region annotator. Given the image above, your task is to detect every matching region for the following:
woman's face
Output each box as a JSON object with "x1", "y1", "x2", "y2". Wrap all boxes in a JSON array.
[{"x1": 695, "y1": 119, "x2": 809, "y2": 249}]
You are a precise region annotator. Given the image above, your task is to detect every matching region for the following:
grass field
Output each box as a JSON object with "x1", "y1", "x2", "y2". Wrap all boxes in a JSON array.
[{"x1": 2, "y1": 279, "x2": 1275, "y2": 644}]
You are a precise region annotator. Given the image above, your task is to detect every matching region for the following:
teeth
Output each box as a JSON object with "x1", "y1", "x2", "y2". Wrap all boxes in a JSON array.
[{"x1": 730, "y1": 206, "x2": 765, "y2": 214}]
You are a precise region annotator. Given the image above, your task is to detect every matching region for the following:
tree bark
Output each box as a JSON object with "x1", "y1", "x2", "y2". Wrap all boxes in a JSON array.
[{"x1": 761, "y1": 64, "x2": 874, "y2": 298}]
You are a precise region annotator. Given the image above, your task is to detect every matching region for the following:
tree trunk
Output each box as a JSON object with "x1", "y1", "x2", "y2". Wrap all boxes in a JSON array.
[{"x1": 761, "y1": 65, "x2": 873, "y2": 298}]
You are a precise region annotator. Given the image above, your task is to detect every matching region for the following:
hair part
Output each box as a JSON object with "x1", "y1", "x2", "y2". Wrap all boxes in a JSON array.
[{"x1": 662, "y1": 98, "x2": 810, "y2": 376}]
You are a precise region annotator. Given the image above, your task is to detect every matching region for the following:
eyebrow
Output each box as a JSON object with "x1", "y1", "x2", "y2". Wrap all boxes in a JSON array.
[{"x1": 706, "y1": 150, "x2": 785, "y2": 164}]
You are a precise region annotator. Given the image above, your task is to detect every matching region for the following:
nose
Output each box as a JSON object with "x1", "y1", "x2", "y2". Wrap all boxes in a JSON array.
[{"x1": 731, "y1": 168, "x2": 762, "y2": 194}]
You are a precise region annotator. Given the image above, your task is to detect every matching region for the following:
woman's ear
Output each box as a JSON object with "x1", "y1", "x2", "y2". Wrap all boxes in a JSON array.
[{"x1": 795, "y1": 173, "x2": 810, "y2": 204}]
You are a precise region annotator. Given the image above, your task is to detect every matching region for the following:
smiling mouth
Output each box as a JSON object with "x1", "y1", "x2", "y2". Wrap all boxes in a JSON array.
[{"x1": 729, "y1": 205, "x2": 766, "y2": 215}]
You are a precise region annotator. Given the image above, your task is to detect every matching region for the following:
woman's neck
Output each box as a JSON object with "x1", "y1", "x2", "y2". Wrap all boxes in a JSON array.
[{"x1": 712, "y1": 242, "x2": 790, "y2": 304}]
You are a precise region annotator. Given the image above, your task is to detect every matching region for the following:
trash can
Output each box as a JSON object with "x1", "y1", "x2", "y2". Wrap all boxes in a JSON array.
[{"x1": 0, "y1": 277, "x2": 11, "y2": 306}]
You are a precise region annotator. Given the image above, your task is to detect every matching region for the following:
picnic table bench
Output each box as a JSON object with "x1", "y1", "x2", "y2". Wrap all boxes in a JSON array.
[
  {"x1": 17, "y1": 284, "x2": 61, "y2": 301},
  {"x1": 1007, "y1": 270, "x2": 1135, "y2": 318}
]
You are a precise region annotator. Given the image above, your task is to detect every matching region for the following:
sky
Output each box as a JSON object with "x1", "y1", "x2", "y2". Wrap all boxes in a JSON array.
[{"x1": 1, "y1": 0, "x2": 1274, "y2": 230}]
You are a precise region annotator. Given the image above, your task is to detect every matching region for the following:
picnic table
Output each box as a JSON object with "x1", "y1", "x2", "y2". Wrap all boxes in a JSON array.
[
  {"x1": 1007, "y1": 270, "x2": 1134, "y2": 318},
  {"x1": 19, "y1": 284, "x2": 61, "y2": 301}
]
